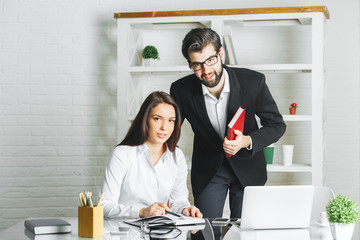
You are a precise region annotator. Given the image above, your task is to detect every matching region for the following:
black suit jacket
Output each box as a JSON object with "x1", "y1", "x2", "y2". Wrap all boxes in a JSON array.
[{"x1": 170, "y1": 66, "x2": 286, "y2": 197}]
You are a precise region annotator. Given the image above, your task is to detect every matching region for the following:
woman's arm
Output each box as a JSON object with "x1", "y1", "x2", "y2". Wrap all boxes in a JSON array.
[{"x1": 101, "y1": 147, "x2": 141, "y2": 218}]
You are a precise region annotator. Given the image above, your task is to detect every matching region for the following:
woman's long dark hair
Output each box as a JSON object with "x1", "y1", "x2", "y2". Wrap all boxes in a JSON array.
[{"x1": 119, "y1": 91, "x2": 181, "y2": 152}]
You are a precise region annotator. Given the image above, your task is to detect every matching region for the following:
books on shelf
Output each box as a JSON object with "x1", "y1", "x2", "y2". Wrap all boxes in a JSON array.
[
  {"x1": 223, "y1": 35, "x2": 237, "y2": 65},
  {"x1": 226, "y1": 106, "x2": 245, "y2": 157},
  {"x1": 124, "y1": 213, "x2": 205, "y2": 227},
  {"x1": 24, "y1": 219, "x2": 71, "y2": 235}
]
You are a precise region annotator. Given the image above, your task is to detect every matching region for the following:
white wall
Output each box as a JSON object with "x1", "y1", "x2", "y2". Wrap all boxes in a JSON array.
[{"x1": 0, "y1": 0, "x2": 358, "y2": 237}]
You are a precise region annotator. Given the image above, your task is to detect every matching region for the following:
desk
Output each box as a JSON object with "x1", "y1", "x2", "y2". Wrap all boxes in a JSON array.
[{"x1": 0, "y1": 217, "x2": 333, "y2": 240}]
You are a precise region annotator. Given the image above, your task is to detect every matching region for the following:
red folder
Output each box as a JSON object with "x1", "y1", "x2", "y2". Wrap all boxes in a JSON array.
[{"x1": 226, "y1": 106, "x2": 245, "y2": 157}]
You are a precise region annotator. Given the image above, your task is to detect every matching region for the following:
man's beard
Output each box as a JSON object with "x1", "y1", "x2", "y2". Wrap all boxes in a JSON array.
[{"x1": 199, "y1": 66, "x2": 224, "y2": 88}]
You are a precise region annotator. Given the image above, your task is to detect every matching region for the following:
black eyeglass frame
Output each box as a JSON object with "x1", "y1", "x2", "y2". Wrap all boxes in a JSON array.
[
  {"x1": 189, "y1": 52, "x2": 220, "y2": 72},
  {"x1": 147, "y1": 226, "x2": 182, "y2": 239}
]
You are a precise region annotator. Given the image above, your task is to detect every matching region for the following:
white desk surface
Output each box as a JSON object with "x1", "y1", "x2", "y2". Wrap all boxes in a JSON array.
[{"x1": 0, "y1": 217, "x2": 333, "y2": 240}]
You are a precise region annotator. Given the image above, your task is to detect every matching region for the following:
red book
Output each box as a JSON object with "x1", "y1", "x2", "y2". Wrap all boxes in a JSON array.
[{"x1": 226, "y1": 106, "x2": 245, "y2": 157}]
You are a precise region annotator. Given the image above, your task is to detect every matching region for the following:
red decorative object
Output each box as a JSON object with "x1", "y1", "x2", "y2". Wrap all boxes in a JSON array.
[
  {"x1": 289, "y1": 103, "x2": 298, "y2": 115},
  {"x1": 289, "y1": 107, "x2": 297, "y2": 115},
  {"x1": 290, "y1": 103, "x2": 298, "y2": 108}
]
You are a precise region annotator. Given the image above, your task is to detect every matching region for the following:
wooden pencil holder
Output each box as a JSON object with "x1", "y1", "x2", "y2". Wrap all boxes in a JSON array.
[{"x1": 78, "y1": 205, "x2": 103, "y2": 238}]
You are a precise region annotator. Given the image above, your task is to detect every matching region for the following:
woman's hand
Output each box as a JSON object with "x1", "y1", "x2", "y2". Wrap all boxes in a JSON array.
[
  {"x1": 182, "y1": 206, "x2": 203, "y2": 218},
  {"x1": 139, "y1": 202, "x2": 171, "y2": 218}
]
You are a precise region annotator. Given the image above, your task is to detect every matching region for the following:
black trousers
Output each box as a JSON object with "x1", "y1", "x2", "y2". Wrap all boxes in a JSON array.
[{"x1": 194, "y1": 159, "x2": 244, "y2": 218}]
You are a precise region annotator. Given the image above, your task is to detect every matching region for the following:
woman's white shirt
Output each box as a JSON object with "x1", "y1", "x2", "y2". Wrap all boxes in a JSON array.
[{"x1": 101, "y1": 143, "x2": 190, "y2": 218}]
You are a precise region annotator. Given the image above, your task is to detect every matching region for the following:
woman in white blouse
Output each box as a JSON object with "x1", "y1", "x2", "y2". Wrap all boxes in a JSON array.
[{"x1": 101, "y1": 91, "x2": 202, "y2": 219}]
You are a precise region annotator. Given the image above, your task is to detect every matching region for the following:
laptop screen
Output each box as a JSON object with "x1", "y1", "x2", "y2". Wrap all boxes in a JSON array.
[{"x1": 240, "y1": 185, "x2": 314, "y2": 230}]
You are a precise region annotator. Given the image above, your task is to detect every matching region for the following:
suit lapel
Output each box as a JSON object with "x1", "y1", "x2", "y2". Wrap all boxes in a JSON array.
[
  {"x1": 225, "y1": 66, "x2": 244, "y2": 130},
  {"x1": 192, "y1": 81, "x2": 222, "y2": 143}
]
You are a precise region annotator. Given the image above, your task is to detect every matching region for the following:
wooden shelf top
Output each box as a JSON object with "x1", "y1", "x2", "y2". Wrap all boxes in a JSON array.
[{"x1": 114, "y1": 6, "x2": 329, "y2": 19}]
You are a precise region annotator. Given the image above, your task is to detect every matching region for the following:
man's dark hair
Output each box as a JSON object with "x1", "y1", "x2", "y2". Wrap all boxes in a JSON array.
[
  {"x1": 181, "y1": 28, "x2": 222, "y2": 63},
  {"x1": 119, "y1": 91, "x2": 181, "y2": 152}
]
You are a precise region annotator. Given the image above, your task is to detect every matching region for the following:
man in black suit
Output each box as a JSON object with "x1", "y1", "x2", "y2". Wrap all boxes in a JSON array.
[{"x1": 170, "y1": 28, "x2": 286, "y2": 218}]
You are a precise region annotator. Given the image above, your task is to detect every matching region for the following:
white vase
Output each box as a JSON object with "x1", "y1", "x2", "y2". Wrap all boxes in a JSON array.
[
  {"x1": 142, "y1": 59, "x2": 157, "y2": 66},
  {"x1": 330, "y1": 223, "x2": 355, "y2": 240}
]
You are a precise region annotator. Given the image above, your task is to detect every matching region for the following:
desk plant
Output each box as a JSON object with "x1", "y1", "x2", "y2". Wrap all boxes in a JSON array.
[
  {"x1": 142, "y1": 45, "x2": 159, "y2": 66},
  {"x1": 289, "y1": 102, "x2": 297, "y2": 115},
  {"x1": 326, "y1": 195, "x2": 359, "y2": 240}
]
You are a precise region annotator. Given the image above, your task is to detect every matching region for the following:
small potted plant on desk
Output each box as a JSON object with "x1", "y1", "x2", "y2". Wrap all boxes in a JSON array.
[
  {"x1": 289, "y1": 102, "x2": 298, "y2": 115},
  {"x1": 142, "y1": 45, "x2": 159, "y2": 66},
  {"x1": 326, "y1": 195, "x2": 359, "y2": 240}
]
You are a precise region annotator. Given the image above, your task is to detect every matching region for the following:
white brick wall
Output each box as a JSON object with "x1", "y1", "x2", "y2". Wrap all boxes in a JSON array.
[{"x1": 0, "y1": 1, "x2": 359, "y2": 239}]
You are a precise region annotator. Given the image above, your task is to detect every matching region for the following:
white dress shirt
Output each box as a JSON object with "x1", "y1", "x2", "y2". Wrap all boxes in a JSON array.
[
  {"x1": 202, "y1": 69, "x2": 253, "y2": 148},
  {"x1": 202, "y1": 69, "x2": 230, "y2": 139},
  {"x1": 101, "y1": 143, "x2": 191, "y2": 218}
]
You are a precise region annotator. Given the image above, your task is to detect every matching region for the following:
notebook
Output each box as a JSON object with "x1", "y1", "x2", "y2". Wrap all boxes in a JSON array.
[
  {"x1": 24, "y1": 218, "x2": 71, "y2": 235},
  {"x1": 124, "y1": 213, "x2": 205, "y2": 227},
  {"x1": 240, "y1": 185, "x2": 314, "y2": 230}
]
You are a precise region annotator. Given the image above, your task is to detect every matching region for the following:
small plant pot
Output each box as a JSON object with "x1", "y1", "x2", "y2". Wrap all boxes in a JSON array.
[
  {"x1": 143, "y1": 59, "x2": 157, "y2": 66},
  {"x1": 289, "y1": 107, "x2": 297, "y2": 115},
  {"x1": 330, "y1": 223, "x2": 355, "y2": 240}
]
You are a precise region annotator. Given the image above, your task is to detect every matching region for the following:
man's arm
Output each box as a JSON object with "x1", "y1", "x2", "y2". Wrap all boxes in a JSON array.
[{"x1": 249, "y1": 75, "x2": 286, "y2": 154}]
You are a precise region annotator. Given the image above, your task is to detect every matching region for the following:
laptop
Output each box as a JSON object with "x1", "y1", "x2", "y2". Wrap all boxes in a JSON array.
[{"x1": 240, "y1": 185, "x2": 314, "y2": 230}]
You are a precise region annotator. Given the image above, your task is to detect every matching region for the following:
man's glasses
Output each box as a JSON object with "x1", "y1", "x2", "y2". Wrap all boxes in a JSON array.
[{"x1": 189, "y1": 53, "x2": 219, "y2": 72}]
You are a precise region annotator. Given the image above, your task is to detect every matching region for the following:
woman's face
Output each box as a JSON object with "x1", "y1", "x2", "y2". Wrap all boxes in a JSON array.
[{"x1": 146, "y1": 103, "x2": 176, "y2": 147}]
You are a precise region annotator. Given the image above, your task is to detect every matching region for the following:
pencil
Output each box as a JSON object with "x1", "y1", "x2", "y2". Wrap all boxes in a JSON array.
[
  {"x1": 79, "y1": 192, "x2": 83, "y2": 207},
  {"x1": 165, "y1": 210, "x2": 181, "y2": 217},
  {"x1": 81, "y1": 192, "x2": 87, "y2": 207},
  {"x1": 97, "y1": 193, "x2": 104, "y2": 206},
  {"x1": 89, "y1": 196, "x2": 93, "y2": 207},
  {"x1": 80, "y1": 192, "x2": 86, "y2": 207}
]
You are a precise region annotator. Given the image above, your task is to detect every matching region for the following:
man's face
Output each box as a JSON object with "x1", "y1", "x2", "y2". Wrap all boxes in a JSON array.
[{"x1": 188, "y1": 44, "x2": 225, "y2": 88}]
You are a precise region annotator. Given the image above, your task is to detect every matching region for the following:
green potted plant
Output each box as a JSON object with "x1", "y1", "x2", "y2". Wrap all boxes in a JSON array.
[
  {"x1": 142, "y1": 45, "x2": 159, "y2": 66},
  {"x1": 326, "y1": 195, "x2": 359, "y2": 240}
]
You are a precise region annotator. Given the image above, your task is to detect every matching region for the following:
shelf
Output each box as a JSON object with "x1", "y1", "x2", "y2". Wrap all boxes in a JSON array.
[
  {"x1": 283, "y1": 115, "x2": 312, "y2": 121},
  {"x1": 267, "y1": 164, "x2": 312, "y2": 172},
  {"x1": 127, "y1": 114, "x2": 312, "y2": 122},
  {"x1": 128, "y1": 64, "x2": 312, "y2": 73},
  {"x1": 129, "y1": 65, "x2": 191, "y2": 73},
  {"x1": 114, "y1": 6, "x2": 329, "y2": 19},
  {"x1": 233, "y1": 64, "x2": 312, "y2": 72}
]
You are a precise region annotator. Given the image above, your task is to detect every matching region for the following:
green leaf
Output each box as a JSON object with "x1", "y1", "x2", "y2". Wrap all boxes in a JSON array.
[{"x1": 326, "y1": 195, "x2": 359, "y2": 224}]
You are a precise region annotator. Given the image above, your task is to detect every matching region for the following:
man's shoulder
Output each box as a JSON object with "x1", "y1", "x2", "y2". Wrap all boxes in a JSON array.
[{"x1": 171, "y1": 73, "x2": 197, "y2": 89}]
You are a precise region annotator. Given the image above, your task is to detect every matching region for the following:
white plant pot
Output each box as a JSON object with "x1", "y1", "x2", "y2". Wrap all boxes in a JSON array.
[
  {"x1": 143, "y1": 59, "x2": 157, "y2": 66},
  {"x1": 330, "y1": 223, "x2": 355, "y2": 240}
]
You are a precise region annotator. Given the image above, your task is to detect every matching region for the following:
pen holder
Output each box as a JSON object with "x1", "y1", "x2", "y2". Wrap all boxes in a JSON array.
[{"x1": 78, "y1": 205, "x2": 103, "y2": 238}]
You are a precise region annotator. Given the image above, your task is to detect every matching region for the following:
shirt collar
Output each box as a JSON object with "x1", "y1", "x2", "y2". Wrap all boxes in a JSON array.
[
  {"x1": 202, "y1": 68, "x2": 230, "y2": 97},
  {"x1": 138, "y1": 142, "x2": 171, "y2": 159}
]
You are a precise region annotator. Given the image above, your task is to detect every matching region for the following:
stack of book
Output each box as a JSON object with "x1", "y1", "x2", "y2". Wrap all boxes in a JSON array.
[
  {"x1": 223, "y1": 35, "x2": 238, "y2": 65},
  {"x1": 24, "y1": 218, "x2": 71, "y2": 239}
]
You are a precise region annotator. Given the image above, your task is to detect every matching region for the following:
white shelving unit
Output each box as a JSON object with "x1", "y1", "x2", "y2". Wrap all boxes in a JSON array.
[{"x1": 114, "y1": 6, "x2": 329, "y2": 186}]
